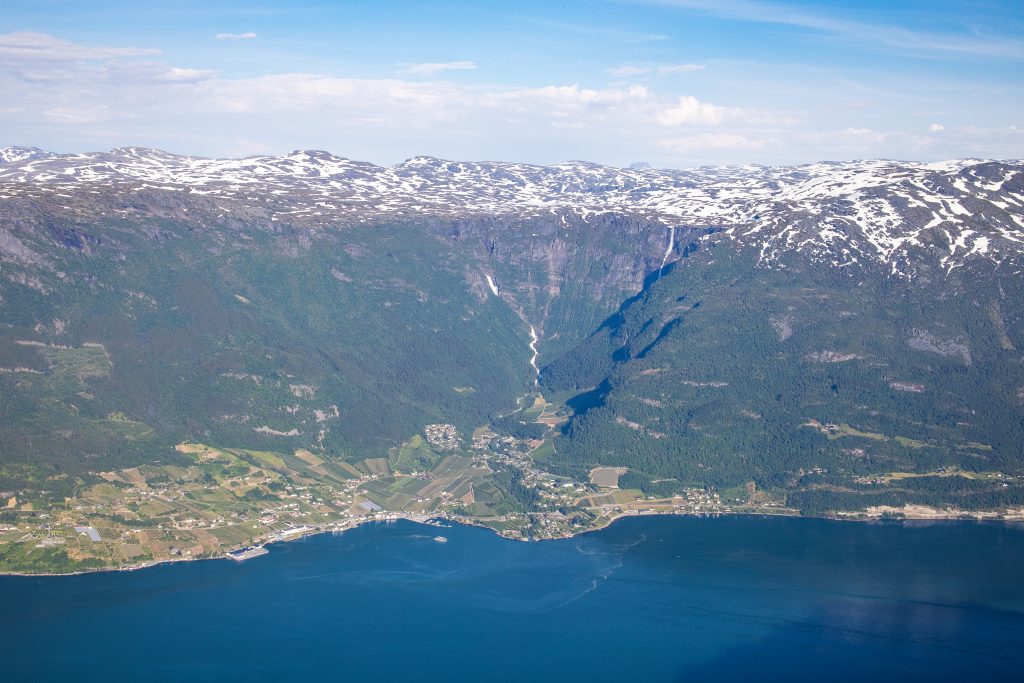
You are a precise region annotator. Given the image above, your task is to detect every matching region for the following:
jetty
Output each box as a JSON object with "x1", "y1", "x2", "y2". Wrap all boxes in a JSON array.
[{"x1": 226, "y1": 546, "x2": 269, "y2": 562}]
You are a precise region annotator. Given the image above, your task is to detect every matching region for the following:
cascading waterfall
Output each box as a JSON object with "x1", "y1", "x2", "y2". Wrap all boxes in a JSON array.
[
  {"x1": 485, "y1": 273, "x2": 499, "y2": 296},
  {"x1": 659, "y1": 225, "x2": 675, "y2": 275},
  {"x1": 528, "y1": 325, "x2": 540, "y2": 384}
]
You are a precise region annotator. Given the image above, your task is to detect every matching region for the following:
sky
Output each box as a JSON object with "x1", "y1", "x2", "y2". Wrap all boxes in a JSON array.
[{"x1": 1, "y1": 0, "x2": 1022, "y2": 167}]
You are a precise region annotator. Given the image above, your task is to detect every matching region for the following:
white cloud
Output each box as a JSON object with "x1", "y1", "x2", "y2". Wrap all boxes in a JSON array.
[
  {"x1": 657, "y1": 95, "x2": 735, "y2": 126},
  {"x1": 607, "y1": 65, "x2": 649, "y2": 77},
  {"x1": 403, "y1": 61, "x2": 477, "y2": 76},
  {"x1": 486, "y1": 84, "x2": 649, "y2": 109},
  {"x1": 928, "y1": 123, "x2": 945, "y2": 132},
  {"x1": 164, "y1": 67, "x2": 218, "y2": 83},
  {"x1": 0, "y1": 31, "x2": 159, "y2": 62},
  {"x1": 195, "y1": 73, "x2": 469, "y2": 124},
  {"x1": 607, "y1": 63, "x2": 705, "y2": 77},
  {"x1": 0, "y1": 34, "x2": 801, "y2": 164},
  {"x1": 658, "y1": 95, "x2": 796, "y2": 127},
  {"x1": 657, "y1": 63, "x2": 706, "y2": 75},
  {"x1": 215, "y1": 33, "x2": 257, "y2": 41}
]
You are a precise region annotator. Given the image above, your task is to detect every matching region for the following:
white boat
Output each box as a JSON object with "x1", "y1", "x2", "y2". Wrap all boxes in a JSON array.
[{"x1": 434, "y1": 536, "x2": 448, "y2": 543}]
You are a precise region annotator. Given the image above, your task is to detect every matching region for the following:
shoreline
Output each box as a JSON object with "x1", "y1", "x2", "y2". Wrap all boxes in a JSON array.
[{"x1": 4, "y1": 504, "x2": 1023, "y2": 578}]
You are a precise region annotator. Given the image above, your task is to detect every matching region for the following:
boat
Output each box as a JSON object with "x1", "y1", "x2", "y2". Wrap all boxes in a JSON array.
[{"x1": 433, "y1": 536, "x2": 448, "y2": 543}]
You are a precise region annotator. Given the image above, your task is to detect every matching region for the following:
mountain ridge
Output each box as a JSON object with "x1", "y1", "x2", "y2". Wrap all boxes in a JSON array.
[{"x1": 2, "y1": 147, "x2": 1023, "y2": 278}]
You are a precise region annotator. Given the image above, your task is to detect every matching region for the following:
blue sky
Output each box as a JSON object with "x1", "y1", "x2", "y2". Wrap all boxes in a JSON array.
[{"x1": 1, "y1": 0, "x2": 1022, "y2": 166}]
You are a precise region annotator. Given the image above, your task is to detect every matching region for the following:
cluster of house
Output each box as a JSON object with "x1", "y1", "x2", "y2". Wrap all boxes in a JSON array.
[{"x1": 424, "y1": 423, "x2": 461, "y2": 451}]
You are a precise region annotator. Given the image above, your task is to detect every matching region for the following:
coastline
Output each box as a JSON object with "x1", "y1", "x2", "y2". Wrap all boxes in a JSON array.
[{"x1": 4, "y1": 503, "x2": 1023, "y2": 578}]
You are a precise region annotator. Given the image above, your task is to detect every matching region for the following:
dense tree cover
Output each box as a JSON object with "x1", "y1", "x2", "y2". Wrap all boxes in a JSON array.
[
  {"x1": 541, "y1": 242, "x2": 1024, "y2": 501},
  {"x1": 2, "y1": 205, "x2": 1023, "y2": 516},
  {"x1": 491, "y1": 414, "x2": 547, "y2": 440},
  {"x1": 491, "y1": 468, "x2": 540, "y2": 510},
  {"x1": 789, "y1": 481, "x2": 1024, "y2": 515},
  {"x1": 0, "y1": 222, "x2": 534, "y2": 492}
]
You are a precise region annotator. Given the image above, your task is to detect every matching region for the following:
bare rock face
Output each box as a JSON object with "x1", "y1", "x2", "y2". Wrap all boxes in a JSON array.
[{"x1": 908, "y1": 329, "x2": 973, "y2": 366}]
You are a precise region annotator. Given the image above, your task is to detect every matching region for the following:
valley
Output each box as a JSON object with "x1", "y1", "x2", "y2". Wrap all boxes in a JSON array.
[{"x1": 2, "y1": 148, "x2": 1024, "y2": 572}]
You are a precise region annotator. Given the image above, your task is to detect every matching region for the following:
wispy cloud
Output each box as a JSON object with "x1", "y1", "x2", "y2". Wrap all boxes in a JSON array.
[
  {"x1": 164, "y1": 67, "x2": 219, "y2": 83},
  {"x1": 402, "y1": 60, "x2": 477, "y2": 76},
  {"x1": 0, "y1": 31, "x2": 159, "y2": 61},
  {"x1": 607, "y1": 63, "x2": 705, "y2": 77},
  {"x1": 657, "y1": 63, "x2": 706, "y2": 74},
  {"x1": 482, "y1": 84, "x2": 651, "y2": 114},
  {"x1": 634, "y1": 0, "x2": 1024, "y2": 59},
  {"x1": 215, "y1": 32, "x2": 257, "y2": 41}
]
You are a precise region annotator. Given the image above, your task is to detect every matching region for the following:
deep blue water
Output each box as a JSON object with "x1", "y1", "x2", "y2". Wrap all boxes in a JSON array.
[{"x1": 2, "y1": 515, "x2": 1023, "y2": 682}]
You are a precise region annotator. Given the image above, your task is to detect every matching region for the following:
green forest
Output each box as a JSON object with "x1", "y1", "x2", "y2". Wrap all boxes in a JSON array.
[{"x1": 539, "y1": 241, "x2": 1024, "y2": 511}]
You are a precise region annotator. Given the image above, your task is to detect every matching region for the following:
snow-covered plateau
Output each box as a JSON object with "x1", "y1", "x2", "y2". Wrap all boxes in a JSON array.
[{"x1": 1, "y1": 146, "x2": 1022, "y2": 276}]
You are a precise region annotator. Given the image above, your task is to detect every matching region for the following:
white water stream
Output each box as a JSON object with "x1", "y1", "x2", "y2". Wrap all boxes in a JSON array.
[
  {"x1": 528, "y1": 325, "x2": 540, "y2": 384},
  {"x1": 659, "y1": 225, "x2": 676, "y2": 273},
  {"x1": 483, "y1": 269, "x2": 538, "y2": 385},
  {"x1": 485, "y1": 274, "x2": 499, "y2": 296}
]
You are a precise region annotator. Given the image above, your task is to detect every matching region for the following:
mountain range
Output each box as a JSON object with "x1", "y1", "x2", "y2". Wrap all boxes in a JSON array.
[
  {"x1": 2, "y1": 146, "x2": 1023, "y2": 528},
  {"x1": 3, "y1": 147, "x2": 1022, "y2": 276}
]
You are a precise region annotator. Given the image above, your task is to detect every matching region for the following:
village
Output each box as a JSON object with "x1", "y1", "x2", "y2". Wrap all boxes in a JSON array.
[{"x1": 0, "y1": 393, "x2": 794, "y2": 573}]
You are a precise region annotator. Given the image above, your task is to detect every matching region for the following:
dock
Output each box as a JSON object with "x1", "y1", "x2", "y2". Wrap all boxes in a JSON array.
[{"x1": 226, "y1": 546, "x2": 269, "y2": 562}]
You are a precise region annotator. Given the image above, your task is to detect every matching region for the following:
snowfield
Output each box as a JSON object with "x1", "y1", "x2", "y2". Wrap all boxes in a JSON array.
[{"x1": 2, "y1": 146, "x2": 1022, "y2": 276}]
